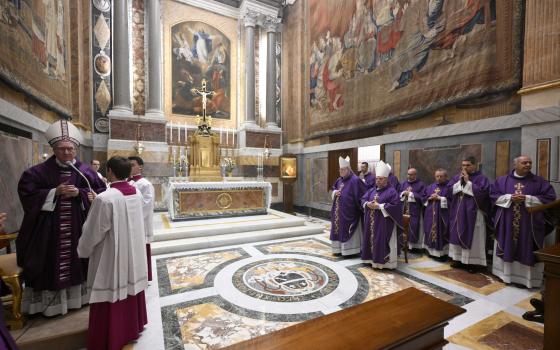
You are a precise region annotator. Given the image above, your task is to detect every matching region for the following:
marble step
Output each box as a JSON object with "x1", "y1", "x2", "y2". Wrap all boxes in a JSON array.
[
  {"x1": 153, "y1": 216, "x2": 307, "y2": 242},
  {"x1": 153, "y1": 211, "x2": 307, "y2": 242},
  {"x1": 151, "y1": 224, "x2": 325, "y2": 255}
]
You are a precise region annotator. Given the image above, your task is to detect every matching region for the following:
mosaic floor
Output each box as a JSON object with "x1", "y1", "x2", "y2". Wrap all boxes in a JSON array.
[{"x1": 132, "y1": 216, "x2": 543, "y2": 350}]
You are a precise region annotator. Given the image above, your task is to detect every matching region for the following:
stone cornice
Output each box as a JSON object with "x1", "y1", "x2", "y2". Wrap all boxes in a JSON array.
[
  {"x1": 240, "y1": 0, "x2": 279, "y2": 21},
  {"x1": 172, "y1": 0, "x2": 240, "y2": 19}
]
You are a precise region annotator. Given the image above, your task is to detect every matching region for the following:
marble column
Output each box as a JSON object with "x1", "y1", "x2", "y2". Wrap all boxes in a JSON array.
[
  {"x1": 265, "y1": 20, "x2": 278, "y2": 128},
  {"x1": 109, "y1": 0, "x2": 132, "y2": 117},
  {"x1": 244, "y1": 15, "x2": 257, "y2": 125},
  {"x1": 145, "y1": 0, "x2": 164, "y2": 119}
]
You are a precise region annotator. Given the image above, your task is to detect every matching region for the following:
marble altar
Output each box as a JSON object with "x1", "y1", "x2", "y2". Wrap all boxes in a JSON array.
[{"x1": 168, "y1": 181, "x2": 272, "y2": 220}]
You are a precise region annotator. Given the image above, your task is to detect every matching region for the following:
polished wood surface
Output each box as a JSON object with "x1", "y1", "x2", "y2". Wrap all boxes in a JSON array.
[
  {"x1": 526, "y1": 199, "x2": 560, "y2": 244},
  {"x1": 283, "y1": 181, "x2": 294, "y2": 214},
  {"x1": 223, "y1": 288, "x2": 465, "y2": 350},
  {"x1": 535, "y1": 243, "x2": 560, "y2": 350}
]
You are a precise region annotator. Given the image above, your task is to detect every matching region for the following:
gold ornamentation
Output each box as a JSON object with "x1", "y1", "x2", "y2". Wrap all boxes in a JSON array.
[
  {"x1": 370, "y1": 193, "x2": 379, "y2": 256},
  {"x1": 333, "y1": 183, "x2": 345, "y2": 236},
  {"x1": 216, "y1": 193, "x2": 233, "y2": 209},
  {"x1": 518, "y1": 79, "x2": 560, "y2": 95},
  {"x1": 512, "y1": 183, "x2": 524, "y2": 244},
  {"x1": 430, "y1": 187, "x2": 441, "y2": 243}
]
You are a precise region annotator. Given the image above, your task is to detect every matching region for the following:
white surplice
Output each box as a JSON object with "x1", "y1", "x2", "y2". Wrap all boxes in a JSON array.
[
  {"x1": 78, "y1": 187, "x2": 148, "y2": 304},
  {"x1": 131, "y1": 177, "x2": 155, "y2": 243}
]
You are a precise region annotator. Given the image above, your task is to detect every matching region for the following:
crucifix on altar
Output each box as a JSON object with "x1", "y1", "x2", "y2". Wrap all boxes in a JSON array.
[
  {"x1": 191, "y1": 79, "x2": 215, "y2": 135},
  {"x1": 188, "y1": 79, "x2": 223, "y2": 181}
]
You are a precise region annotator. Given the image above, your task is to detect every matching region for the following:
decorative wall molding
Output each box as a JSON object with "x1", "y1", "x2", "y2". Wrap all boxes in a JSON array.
[
  {"x1": 298, "y1": 106, "x2": 560, "y2": 155},
  {"x1": 173, "y1": 0, "x2": 240, "y2": 18}
]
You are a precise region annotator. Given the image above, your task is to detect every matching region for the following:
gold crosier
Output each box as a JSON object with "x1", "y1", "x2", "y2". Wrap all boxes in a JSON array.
[
  {"x1": 333, "y1": 183, "x2": 345, "y2": 237},
  {"x1": 369, "y1": 193, "x2": 380, "y2": 255},
  {"x1": 430, "y1": 187, "x2": 441, "y2": 243},
  {"x1": 512, "y1": 182, "x2": 524, "y2": 246}
]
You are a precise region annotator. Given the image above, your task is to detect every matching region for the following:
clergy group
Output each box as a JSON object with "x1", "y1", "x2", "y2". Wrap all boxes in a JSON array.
[
  {"x1": 15, "y1": 120, "x2": 155, "y2": 350},
  {"x1": 330, "y1": 155, "x2": 556, "y2": 289}
]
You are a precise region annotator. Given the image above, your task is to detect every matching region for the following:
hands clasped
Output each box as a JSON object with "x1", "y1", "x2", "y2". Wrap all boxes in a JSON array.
[{"x1": 55, "y1": 183, "x2": 80, "y2": 198}]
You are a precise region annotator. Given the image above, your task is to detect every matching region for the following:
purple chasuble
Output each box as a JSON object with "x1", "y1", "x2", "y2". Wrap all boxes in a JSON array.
[
  {"x1": 330, "y1": 174, "x2": 367, "y2": 243},
  {"x1": 448, "y1": 171, "x2": 490, "y2": 250},
  {"x1": 363, "y1": 173, "x2": 375, "y2": 189},
  {"x1": 17, "y1": 155, "x2": 106, "y2": 291},
  {"x1": 491, "y1": 171, "x2": 556, "y2": 266},
  {"x1": 400, "y1": 179, "x2": 426, "y2": 244},
  {"x1": 360, "y1": 186, "x2": 403, "y2": 264},
  {"x1": 422, "y1": 181, "x2": 452, "y2": 252}
]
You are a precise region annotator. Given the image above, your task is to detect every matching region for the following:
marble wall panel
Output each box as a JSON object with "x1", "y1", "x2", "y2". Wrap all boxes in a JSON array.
[
  {"x1": 245, "y1": 131, "x2": 281, "y2": 148},
  {"x1": 110, "y1": 119, "x2": 165, "y2": 141},
  {"x1": 393, "y1": 150, "x2": 401, "y2": 178},
  {"x1": 409, "y1": 144, "x2": 482, "y2": 185},
  {"x1": 537, "y1": 138, "x2": 551, "y2": 180},
  {"x1": 311, "y1": 157, "x2": 330, "y2": 204},
  {"x1": 385, "y1": 129, "x2": 521, "y2": 182},
  {"x1": 495, "y1": 140, "x2": 511, "y2": 178},
  {"x1": 0, "y1": 131, "x2": 32, "y2": 233},
  {"x1": 131, "y1": 0, "x2": 146, "y2": 116}
]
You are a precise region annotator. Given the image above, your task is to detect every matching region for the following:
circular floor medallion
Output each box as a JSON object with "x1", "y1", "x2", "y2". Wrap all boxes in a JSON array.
[{"x1": 232, "y1": 258, "x2": 339, "y2": 302}]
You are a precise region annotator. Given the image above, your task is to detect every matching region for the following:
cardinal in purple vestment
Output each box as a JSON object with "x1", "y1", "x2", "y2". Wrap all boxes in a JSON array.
[
  {"x1": 448, "y1": 156, "x2": 490, "y2": 270},
  {"x1": 361, "y1": 161, "x2": 403, "y2": 269},
  {"x1": 400, "y1": 168, "x2": 426, "y2": 249},
  {"x1": 422, "y1": 169, "x2": 452, "y2": 258},
  {"x1": 371, "y1": 172, "x2": 400, "y2": 192},
  {"x1": 17, "y1": 120, "x2": 106, "y2": 316},
  {"x1": 330, "y1": 156, "x2": 367, "y2": 256},
  {"x1": 491, "y1": 156, "x2": 556, "y2": 288}
]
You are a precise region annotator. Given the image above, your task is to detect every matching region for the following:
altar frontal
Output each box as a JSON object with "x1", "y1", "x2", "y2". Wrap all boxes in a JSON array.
[{"x1": 168, "y1": 181, "x2": 272, "y2": 220}]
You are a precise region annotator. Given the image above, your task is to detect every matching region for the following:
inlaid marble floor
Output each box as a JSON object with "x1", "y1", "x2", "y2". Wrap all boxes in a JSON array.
[{"x1": 131, "y1": 216, "x2": 543, "y2": 350}]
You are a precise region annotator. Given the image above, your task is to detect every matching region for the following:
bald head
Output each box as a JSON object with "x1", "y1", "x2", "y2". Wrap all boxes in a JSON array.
[
  {"x1": 406, "y1": 168, "x2": 417, "y2": 182},
  {"x1": 514, "y1": 155, "x2": 532, "y2": 177}
]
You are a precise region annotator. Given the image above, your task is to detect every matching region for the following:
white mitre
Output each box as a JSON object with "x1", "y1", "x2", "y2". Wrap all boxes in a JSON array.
[
  {"x1": 375, "y1": 160, "x2": 391, "y2": 178},
  {"x1": 45, "y1": 120, "x2": 82, "y2": 147},
  {"x1": 338, "y1": 156, "x2": 351, "y2": 169}
]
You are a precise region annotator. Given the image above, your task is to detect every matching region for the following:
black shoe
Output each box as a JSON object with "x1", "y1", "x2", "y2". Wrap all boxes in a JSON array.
[
  {"x1": 522, "y1": 310, "x2": 544, "y2": 324},
  {"x1": 450, "y1": 261, "x2": 463, "y2": 269},
  {"x1": 530, "y1": 298, "x2": 544, "y2": 312},
  {"x1": 467, "y1": 266, "x2": 477, "y2": 274}
]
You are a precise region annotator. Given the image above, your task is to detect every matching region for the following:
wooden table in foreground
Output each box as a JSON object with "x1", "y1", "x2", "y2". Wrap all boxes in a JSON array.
[
  {"x1": 223, "y1": 288, "x2": 465, "y2": 350},
  {"x1": 535, "y1": 243, "x2": 560, "y2": 350}
]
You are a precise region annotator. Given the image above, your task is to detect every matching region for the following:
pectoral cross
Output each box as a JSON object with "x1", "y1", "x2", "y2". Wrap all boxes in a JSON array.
[
  {"x1": 514, "y1": 182, "x2": 524, "y2": 195},
  {"x1": 373, "y1": 194, "x2": 379, "y2": 203},
  {"x1": 433, "y1": 187, "x2": 441, "y2": 196}
]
